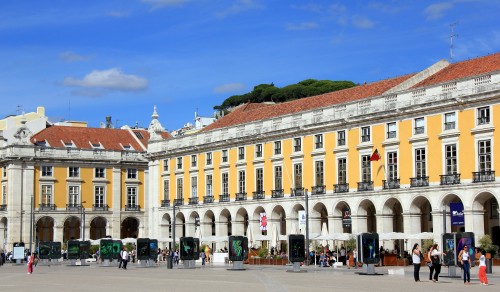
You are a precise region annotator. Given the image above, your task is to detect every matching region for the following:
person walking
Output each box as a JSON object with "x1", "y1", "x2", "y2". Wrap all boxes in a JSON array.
[
  {"x1": 431, "y1": 244, "x2": 443, "y2": 283},
  {"x1": 478, "y1": 249, "x2": 489, "y2": 286},
  {"x1": 427, "y1": 246, "x2": 434, "y2": 281},
  {"x1": 201, "y1": 249, "x2": 206, "y2": 266},
  {"x1": 411, "y1": 243, "x2": 421, "y2": 282},
  {"x1": 118, "y1": 248, "x2": 124, "y2": 269},
  {"x1": 121, "y1": 248, "x2": 129, "y2": 270},
  {"x1": 27, "y1": 252, "x2": 34, "y2": 274},
  {"x1": 458, "y1": 245, "x2": 471, "y2": 284}
]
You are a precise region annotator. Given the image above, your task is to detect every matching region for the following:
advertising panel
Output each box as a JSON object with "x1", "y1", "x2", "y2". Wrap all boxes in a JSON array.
[
  {"x1": 137, "y1": 238, "x2": 150, "y2": 260},
  {"x1": 38, "y1": 241, "x2": 51, "y2": 260},
  {"x1": 359, "y1": 233, "x2": 379, "y2": 264},
  {"x1": 79, "y1": 241, "x2": 90, "y2": 260},
  {"x1": 67, "y1": 240, "x2": 80, "y2": 260},
  {"x1": 288, "y1": 234, "x2": 305, "y2": 263},
  {"x1": 51, "y1": 242, "x2": 62, "y2": 260},
  {"x1": 112, "y1": 240, "x2": 122, "y2": 260},
  {"x1": 228, "y1": 236, "x2": 246, "y2": 262},
  {"x1": 149, "y1": 239, "x2": 158, "y2": 260},
  {"x1": 100, "y1": 240, "x2": 114, "y2": 260},
  {"x1": 442, "y1": 233, "x2": 456, "y2": 266},
  {"x1": 193, "y1": 238, "x2": 200, "y2": 260},
  {"x1": 180, "y1": 237, "x2": 195, "y2": 261}
]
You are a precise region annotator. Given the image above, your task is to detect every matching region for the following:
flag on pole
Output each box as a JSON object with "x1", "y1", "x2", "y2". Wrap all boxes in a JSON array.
[{"x1": 370, "y1": 148, "x2": 381, "y2": 161}]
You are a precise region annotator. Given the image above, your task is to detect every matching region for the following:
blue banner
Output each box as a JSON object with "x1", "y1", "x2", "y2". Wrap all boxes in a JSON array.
[{"x1": 450, "y1": 202, "x2": 464, "y2": 226}]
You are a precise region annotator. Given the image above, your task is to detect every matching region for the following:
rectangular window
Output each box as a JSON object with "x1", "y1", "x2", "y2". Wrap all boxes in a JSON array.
[
  {"x1": 177, "y1": 157, "x2": 183, "y2": 170},
  {"x1": 274, "y1": 166, "x2": 282, "y2": 190},
  {"x1": 94, "y1": 167, "x2": 105, "y2": 178},
  {"x1": 163, "y1": 180, "x2": 169, "y2": 200},
  {"x1": 206, "y1": 175, "x2": 213, "y2": 196},
  {"x1": 238, "y1": 147, "x2": 245, "y2": 160},
  {"x1": 361, "y1": 127, "x2": 370, "y2": 142},
  {"x1": 478, "y1": 140, "x2": 491, "y2": 171},
  {"x1": 238, "y1": 171, "x2": 246, "y2": 193},
  {"x1": 387, "y1": 152, "x2": 398, "y2": 180},
  {"x1": 127, "y1": 187, "x2": 137, "y2": 206},
  {"x1": 293, "y1": 138, "x2": 302, "y2": 152},
  {"x1": 415, "y1": 148, "x2": 426, "y2": 177},
  {"x1": 414, "y1": 117, "x2": 425, "y2": 134},
  {"x1": 256, "y1": 168, "x2": 264, "y2": 193},
  {"x1": 274, "y1": 141, "x2": 282, "y2": 155},
  {"x1": 42, "y1": 166, "x2": 53, "y2": 177},
  {"x1": 69, "y1": 167, "x2": 79, "y2": 178},
  {"x1": 2, "y1": 166, "x2": 6, "y2": 177},
  {"x1": 315, "y1": 161, "x2": 324, "y2": 186},
  {"x1": 337, "y1": 130, "x2": 346, "y2": 146},
  {"x1": 386, "y1": 122, "x2": 397, "y2": 139},
  {"x1": 191, "y1": 155, "x2": 197, "y2": 167},
  {"x1": 68, "y1": 186, "x2": 79, "y2": 205},
  {"x1": 95, "y1": 186, "x2": 104, "y2": 207},
  {"x1": 361, "y1": 155, "x2": 371, "y2": 182},
  {"x1": 176, "y1": 178, "x2": 183, "y2": 198},
  {"x1": 206, "y1": 153, "x2": 212, "y2": 165},
  {"x1": 255, "y1": 144, "x2": 263, "y2": 158},
  {"x1": 191, "y1": 176, "x2": 198, "y2": 198},
  {"x1": 338, "y1": 158, "x2": 347, "y2": 184},
  {"x1": 163, "y1": 159, "x2": 169, "y2": 172},
  {"x1": 314, "y1": 134, "x2": 323, "y2": 149},
  {"x1": 2, "y1": 185, "x2": 6, "y2": 204},
  {"x1": 294, "y1": 163, "x2": 302, "y2": 188},
  {"x1": 127, "y1": 168, "x2": 137, "y2": 179},
  {"x1": 222, "y1": 173, "x2": 229, "y2": 195},
  {"x1": 41, "y1": 185, "x2": 52, "y2": 204},
  {"x1": 444, "y1": 112, "x2": 456, "y2": 130},
  {"x1": 222, "y1": 150, "x2": 228, "y2": 163},
  {"x1": 445, "y1": 144, "x2": 457, "y2": 174},
  {"x1": 477, "y1": 107, "x2": 490, "y2": 125}
]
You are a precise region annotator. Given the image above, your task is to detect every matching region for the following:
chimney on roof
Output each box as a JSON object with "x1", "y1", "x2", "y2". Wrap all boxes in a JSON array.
[{"x1": 105, "y1": 116, "x2": 112, "y2": 128}]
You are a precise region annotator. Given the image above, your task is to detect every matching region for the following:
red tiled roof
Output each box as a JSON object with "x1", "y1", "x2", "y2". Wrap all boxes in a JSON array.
[
  {"x1": 203, "y1": 74, "x2": 415, "y2": 132},
  {"x1": 31, "y1": 126, "x2": 169, "y2": 151},
  {"x1": 412, "y1": 53, "x2": 500, "y2": 88}
]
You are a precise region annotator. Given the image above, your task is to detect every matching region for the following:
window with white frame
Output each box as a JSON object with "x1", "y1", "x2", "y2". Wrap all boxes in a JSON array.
[
  {"x1": 337, "y1": 130, "x2": 346, "y2": 146},
  {"x1": 477, "y1": 107, "x2": 490, "y2": 125},
  {"x1": 68, "y1": 186, "x2": 79, "y2": 205},
  {"x1": 444, "y1": 112, "x2": 456, "y2": 130},
  {"x1": 222, "y1": 150, "x2": 228, "y2": 163},
  {"x1": 163, "y1": 159, "x2": 169, "y2": 172},
  {"x1": 444, "y1": 144, "x2": 457, "y2": 174},
  {"x1": 274, "y1": 141, "x2": 282, "y2": 155},
  {"x1": 176, "y1": 178, "x2": 183, "y2": 199},
  {"x1": 177, "y1": 157, "x2": 183, "y2": 170},
  {"x1": 42, "y1": 166, "x2": 53, "y2": 177},
  {"x1": 387, "y1": 122, "x2": 396, "y2": 139},
  {"x1": 41, "y1": 185, "x2": 52, "y2": 205},
  {"x1": 238, "y1": 170, "x2": 246, "y2": 193},
  {"x1": 414, "y1": 117, "x2": 425, "y2": 134},
  {"x1": 127, "y1": 168, "x2": 137, "y2": 179},
  {"x1": 255, "y1": 144, "x2": 263, "y2": 158},
  {"x1": 206, "y1": 153, "x2": 212, "y2": 165},
  {"x1": 163, "y1": 180, "x2": 169, "y2": 200},
  {"x1": 256, "y1": 168, "x2": 264, "y2": 193},
  {"x1": 294, "y1": 163, "x2": 302, "y2": 188},
  {"x1": 127, "y1": 187, "x2": 137, "y2": 206},
  {"x1": 95, "y1": 186, "x2": 105, "y2": 207},
  {"x1": 315, "y1": 161, "x2": 324, "y2": 186},
  {"x1": 69, "y1": 167, "x2": 79, "y2": 178},
  {"x1": 222, "y1": 173, "x2": 229, "y2": 195},
  {"x1": 415, "y1": 148, "x2": 426, "y2": 177},
  {"x1": 95, "y1": 167, "x2": 105, "y2": 178},
  {"x1": 238, "y1": 147, "x2": 245, "y2": 160},
  {"x1": 361, "y1": 155, "x2": 371, "y2": 182},
  {"x1": 2, "y1": 184, "x2": 6, "y2": 205},
  {"x1": 191, "y1": 176, "x2": 198, "y2": 198},
  {"x1": 206, "y1": 175, "x2": 213, "y2": 196},
  {"x1": 293, "y1": 138, "x2": 302, "y2": 152},
  {"x1": 314, "y1": 134, "x2": 323, "y2": 149},
  {"x1": 361, "y1": 127, "x2": 370, "y2": 142},
  {"x1": 387, "y1": 152, "x2": 398, "y2": 180},
  {"x1": 274, "y1": 166, "x2": 282, "y2": 190},
  {"x1": 478, "y1": 140, "x2": 491, "y2": 172},
  {"x1": 338, "y1": 158, "x2": 347, "y2": 184},
  {"x1": 191, "y1": 155, "x2": 197, "y2": 167}
]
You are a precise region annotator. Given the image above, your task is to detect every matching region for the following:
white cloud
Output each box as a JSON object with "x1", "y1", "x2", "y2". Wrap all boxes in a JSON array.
[
  {"x1": 285, "y1": 22, "x2": 319, "y2": 31},
  {"x1": 141, "y1": 0, "x2": 189, "y2": 9},
  {"x1": 109, "y1": 11, "x2": 131, "y2": 17},
  {"x1": 424, "y1": 2, "x2": 453, "y2": 20},
  {"x1": 214, "y1": 83, "x2": 245, "y2": 94},
  {"x1": 290, "y1": 3, "x2": 323, "y2": 13},
  {"x1": 59, "y1": 51, "x2": 91, "y2": 62},
  {"x1": 216, "y1": 0, "x2": 264, "y2": 18},
  {"x1": 352, "y1": 16, "x2": 375, "y2": 29},
  {"x1": 64, "y1": 68, "x2": 148, "y2": 92}
]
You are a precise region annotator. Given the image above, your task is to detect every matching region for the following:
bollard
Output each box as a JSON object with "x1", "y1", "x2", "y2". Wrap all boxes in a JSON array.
[
  {"x1": 485, "y1": 258, "x2": 492, "y2": 274},
  {"x1": 167, "y1": 256, "x2": 173, "y2": 269}
]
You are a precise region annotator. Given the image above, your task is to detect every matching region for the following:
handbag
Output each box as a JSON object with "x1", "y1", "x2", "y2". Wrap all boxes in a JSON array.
[{"x1": 426, "y1": 262, "x2": 432, "y2": 268}]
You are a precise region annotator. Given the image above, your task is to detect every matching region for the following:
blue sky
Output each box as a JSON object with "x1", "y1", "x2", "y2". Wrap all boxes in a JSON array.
[{"x1": 1, "y1": 0, "x2": 499, "y2": 131}]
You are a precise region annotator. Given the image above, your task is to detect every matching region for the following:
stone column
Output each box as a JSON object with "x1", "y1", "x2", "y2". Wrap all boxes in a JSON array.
[
  {"x1": 111, "y1": 167, "x2": 122, "y2": 239},
  {"x1": 353, "y1": 215, "x2": 367, "y2": 233},
  {"x1": 216, "y1": 221, "x2": 228, "y2": 250},
  {"x1": 330, "y1": 215, "x2": 343, "y2": 233},
  {"x1": 431, "y1": 210, "x2": 446, "y2": 247},
  {"x1": 464, "y1": 209, "x2": 485, "y2": 237},
  {"x1": 403, "y1": 212, "x2": 422, "y2": 252}
]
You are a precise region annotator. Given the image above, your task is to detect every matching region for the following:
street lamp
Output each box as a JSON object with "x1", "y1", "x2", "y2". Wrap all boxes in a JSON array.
[
  {"x1": 172, "y1": 200, "x2": 181, "y2": 253},
  {"x1": 81, "y1": 201, "x2": 86, "y2": 241},
  {"x1": 305, "y1": 188, "x2": 310, "y2": 266}
]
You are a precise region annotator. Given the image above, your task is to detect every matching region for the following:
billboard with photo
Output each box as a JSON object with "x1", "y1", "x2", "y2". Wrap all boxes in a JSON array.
[
  {"x1": 288, "y1": 234, "x2": 305, "y2": 262},
  {"x1": 137, "y1": 238, "x2": 150, "y2": 260},
  {"x1": 51, "y1": 242, "x2": 62, "y2": 260},
  {"x1": 193, "y1": 238, "x2": 200, "y2": 260},
  {"x1": 180, "y1": 237, "x2": 195, "y2": 260},
  {"x1": 79, "y1": 241, "x2": 90, "y2": 260},
  {"x1": 456, "y1": 232, "x2": 475, "y2": 267},
  {"x1": 38, "y1": 241, "x2": 52, "y2": 260},
  {"x1": 67, "y1": 240, "x2": 80, "y2": 260},
  {"x1": 149, "y1": 239, "x2": 158, "y2": 260},
  {"x1": 228, "y1": 236, "x2": 247, "y2": 262},
  {"x1": 358, "y1": 233, "x2": 379, "y2": 264},
  {"x1": 112, "y1": 240, "x2": 122, "y2": 260},
  {"x1": 100, "y1": 240, "x2": 114, "y2": 260},
  {"x1": 442, "y1": 233, "x2": 456, "y2": 266}
]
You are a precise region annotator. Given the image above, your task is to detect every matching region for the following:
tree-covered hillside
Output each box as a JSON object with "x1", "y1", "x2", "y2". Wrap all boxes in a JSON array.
[{"x1": 214, "y1": 79, "x2": 356, "y2": 111}]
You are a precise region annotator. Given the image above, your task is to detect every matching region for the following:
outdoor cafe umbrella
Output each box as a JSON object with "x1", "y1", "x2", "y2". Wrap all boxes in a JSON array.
[
  {"x1": 270, "y1": 224, "x2": 279, "y2": 250},
  {"x1": 246, "y1": 224, "x2": 255, "y2": 248}
]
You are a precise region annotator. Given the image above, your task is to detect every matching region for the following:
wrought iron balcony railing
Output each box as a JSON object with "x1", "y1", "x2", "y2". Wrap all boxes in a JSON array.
[
  {"x1": 271, "y1": 189, "x2": 284, "y2": 198},
  {"x1": 440, "y1": 174, "x2": 461, "y2": 185},
  {"x1": 334, "y1": 183, "x2": 349, "y2": 193},
  {"x1": 0, "y1": 204, "x2": 7, "y2": 211},
  {"x1": 203, "y1": 196, "x2": 214, "y2": 204},
  {"x1": 383, "y1": 179, "x2": 400, "y2": 190},
  {"x1": 173, "y1": 198, "x2": 184, "y2": 206},
  {"x1": 125, "y1": 204, "x2": 140, "y2": 211},
  {"x1": 219, "y1": 194, "x2": 230, "y2": 203},
  {"x1": 472, "y1": 170, "x2": 495, "y2": 183},
  {"x1": 291, "y1": 188, "x2": 304, "y2": 197},
  {"x1": 235, "y1": 192, "x2": 247, "y2": 201},
  {"x1": 311, "y1": 185, "x2": 326, "y2": 195},
  {"x1": 161, "y1": 199, "x2": 170, "y2": 207},
  {"x1": 66, "y1": 204, "x2": 82, "y2": 211},
  {"x1": 39, "y1": 204, "x2": 56, "y2": 211},
  {"x1": 410, "y1": 176, "x2": 429, "y2": 187},
  {"x1": 357, "y1": 181, "x2": 374, "y2": 192},
  {"x1": 188, "y1": 197, "x2": 199, "y2": 205},
  {"x1": 252, "y1": 191, "x2": 265, "y2": 200},
  {"x1": 92, "y1": 204, "x2": 109, "y2": 211}
]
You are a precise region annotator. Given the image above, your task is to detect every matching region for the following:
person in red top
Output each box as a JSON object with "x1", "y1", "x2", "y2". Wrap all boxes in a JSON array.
[{"x1": 27, "y1": 253, "x2": 34, "y2": 274}]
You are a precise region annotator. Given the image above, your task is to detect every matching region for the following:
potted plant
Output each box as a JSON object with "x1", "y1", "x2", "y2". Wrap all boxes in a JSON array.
[{"x1": 478, "y1": 234, "x2": 499, "y2": 259}]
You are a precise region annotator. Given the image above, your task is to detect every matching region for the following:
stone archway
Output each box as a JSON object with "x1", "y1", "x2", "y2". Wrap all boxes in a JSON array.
[
  {"x1": 409, "y1": 196, "x2": 433, "y2": 233},
  {"x1": 271, "y1": 205, "x2": 286, "y2": 236},
  {"x1": 219, "y1": 209, "x2": 232, "y2": 237},
  {"x1": 234, "y1": 207, "x2": 249, "y2": 236},
  {"x1": 161, "y1": 213, "x2": 171, "y2": 239},
  {"x1": 472, "y1": 192, "x2": 499, "y2": 244},
  {"x1": 120, "y1": 217, "x2": 139, "y2": 239},
  {"x1": 0, "y1": 217, "x2": 7, "y2": 249},
  {"x1": 188, "y1": 211, "x2": 200, "y2": 237},
  {"x1": 63, "y1": 216, "x2": 80, "y2": 242},
  {"x1": 311, "y1": 202, "x2": 328, "y2": 235},
  {"x1": 174, "y1": 212, "x2": 186, "y2": 239},
  {"x1": 442, "y1": 193, "x2": 463, "y2": 233},
  {"x1": 90, "y1": 217, "x2": 107, "y2": 240},
  {"x1": 382, "y1": 198, "x2": 404, "y2": 233},
  {"x1": 357, "y1": 199, "x2": 376, "y2": 233},
  {"x1": 203, "y1": 210, "x2": 215, "y2": 237},
  {"x1": 333, "y1": 201, "x2": 352, "y2": 233}
]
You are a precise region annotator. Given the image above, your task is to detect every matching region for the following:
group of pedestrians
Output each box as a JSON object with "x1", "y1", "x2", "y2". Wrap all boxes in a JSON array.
[{"x1": 411, "y1": 243, "x2": 488, "y2": 285}]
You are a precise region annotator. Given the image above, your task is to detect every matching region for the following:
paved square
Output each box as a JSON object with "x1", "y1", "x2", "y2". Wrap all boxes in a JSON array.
[{"x1": 0, "y1": 262, "x2": 497, "y2": 291}]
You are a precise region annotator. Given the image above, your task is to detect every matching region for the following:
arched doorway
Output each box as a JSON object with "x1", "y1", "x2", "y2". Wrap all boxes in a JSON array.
[
  {"x1": 473, "y1": 192, "x2": 499, "y2": 244},
  {"x1": 235, "y1": 207, "x2": 249, "y2": 236},
  {"x1": 358, "y1": 199, "x2": 376, "y2": 233},
  {"x1": 311, "y1": 202, "x2": 328, "y2": 235},
  {"x1": 409, "y1": 196, "x2": 433, "y2": 233},
  {"x1": 382, "y1": 198, "x2": 403, "y2": 233},
  {"x1": 161, "y1": 213, "x2": 171, "y2": 239},
  {"x1": 120, "y1": 217, "x2": 139, "y2": 238},
  {"x1": 1, "y1": 217, "x2": 8, "y2": 249},
  {"x1": 219, "y1": 209, "x2": 232, "y2": 237},
  {"x1": 442, "y1": 193, "x2": 463, "y2": 233},
  {"x1": 271, "y1": 205, "x2": 286, "y2": 236},
  {"x1": 189, "y1": 211, "x2": 200, "y2": 237},
  {"x1": 63, "y1": 216, "x2": 81, "y2": 242},
  {"x1": 333, "y1": 201, "x2": 352, "y2": 233},
  {"x1": 90, "y1": 217, "x2": 107, "y2": 239},
  {"x1": 174, "y1": 212, "x2": 185, "y2": 239}
]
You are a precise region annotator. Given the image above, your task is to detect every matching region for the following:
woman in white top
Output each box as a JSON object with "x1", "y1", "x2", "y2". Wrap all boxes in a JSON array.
[
  {"x1": 478, "y1": 249, "x2": 489, "y2": 285},
  {"x1": 411, "y1": 243, "x2": 421, "y2": 282},
  {"x1": 430, "y1": 244, "x2": 443, "y2": 282},
  {"x1": 458, "y1": 245, "x2": 471, "y2": 284}
]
